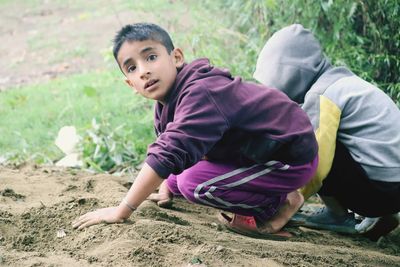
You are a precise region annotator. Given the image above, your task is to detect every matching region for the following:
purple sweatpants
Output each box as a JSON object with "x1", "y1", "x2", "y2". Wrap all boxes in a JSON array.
[{"x1": 166, "y1": 157, "x2": 318, "y2": 222}]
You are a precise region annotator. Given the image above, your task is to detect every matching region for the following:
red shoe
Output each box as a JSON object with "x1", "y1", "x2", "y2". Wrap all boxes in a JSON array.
[{"x1": 217, "y1": 212, "x2": 292, "y2": 240}]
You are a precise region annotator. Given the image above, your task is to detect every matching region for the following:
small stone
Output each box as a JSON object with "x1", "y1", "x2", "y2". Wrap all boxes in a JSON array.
[
  {"x1": 187, "y1": 257, "x2": 207, "y2": 267},
  {"x1": 211, "y1": 222, "x2": 222, "y2": 231},
  {"x1": 56, "y1": 229, "x2": 66, "y2": 238},
  {"x1": 68, "y1": 203, "x2": 77, "y2": 209},
  {"x1": 216, "y1": 245, "x2": 224, "y2": 252}
]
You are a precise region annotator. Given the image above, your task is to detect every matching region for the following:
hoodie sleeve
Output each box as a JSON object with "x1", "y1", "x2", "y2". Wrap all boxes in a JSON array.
[
  {"x1": 300, "y1": 92, "x2": 341, "y2": 199},
  {"x1": 145, "y1": 84, "x2": 230, "y2": 178}
]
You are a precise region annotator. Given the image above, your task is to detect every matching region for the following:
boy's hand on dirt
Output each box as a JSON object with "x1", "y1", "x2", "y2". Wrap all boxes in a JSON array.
[
  {"x1": 147, "y1": 192, "x2": 173, "y2": 208},
  {"x1": 72, "y1": 207, "x2": 125, "y2": 230}
]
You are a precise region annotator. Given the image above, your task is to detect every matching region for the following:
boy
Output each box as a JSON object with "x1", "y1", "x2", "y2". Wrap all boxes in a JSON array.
[
  {"x1": 254, "y1": 24, "x2": 400, "y2": 240},
  {"x1": 73, "y1": 23, "x2": 318, "y2": 239}
]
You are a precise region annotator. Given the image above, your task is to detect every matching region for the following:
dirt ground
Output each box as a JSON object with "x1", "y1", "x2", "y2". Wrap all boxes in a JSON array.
[
  {"x1": 0, "y1": 165, "x2": 399, "y2": 267},
  {"x1": 1, "y1": 1, "x2": 399, "y2": 266}
]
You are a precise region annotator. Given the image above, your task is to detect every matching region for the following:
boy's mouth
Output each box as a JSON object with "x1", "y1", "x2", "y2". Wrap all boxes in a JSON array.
[{"x1": 144, "y1": 79, "x2": 159, "y2": 90}]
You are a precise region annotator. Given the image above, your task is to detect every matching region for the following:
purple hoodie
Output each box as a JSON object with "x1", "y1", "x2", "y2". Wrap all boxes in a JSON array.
[{"x1": 145, "y1": 58, "x2": 317, "y2": 178}]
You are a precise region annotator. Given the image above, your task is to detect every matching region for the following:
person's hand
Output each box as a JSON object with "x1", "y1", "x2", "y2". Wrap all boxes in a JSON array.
[
  {"x1": 147, "y1": 192, "x2": 173, "y2": 208},
  {"x1": 72, "y1": 206, "x2": 126, "y2": 230},
  {"x1": 147, "y1": 180, "x2": 173, "y2": 208}
]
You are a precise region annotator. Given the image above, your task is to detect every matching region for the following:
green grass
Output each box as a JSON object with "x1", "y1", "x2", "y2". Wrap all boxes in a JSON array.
[{"x1": 0, "y1": 70, "x2": 154, "y2": 163}]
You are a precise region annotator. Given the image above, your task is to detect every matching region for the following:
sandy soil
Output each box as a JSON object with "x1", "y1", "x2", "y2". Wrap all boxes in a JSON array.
[{"x1": 0, "y1": 165, "x2": 399, "y2": 267}]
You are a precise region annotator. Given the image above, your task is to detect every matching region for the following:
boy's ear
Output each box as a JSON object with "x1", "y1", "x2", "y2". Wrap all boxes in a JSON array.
[{"x1": 172, "y1": 48, "x2": 184, "y2": 68}]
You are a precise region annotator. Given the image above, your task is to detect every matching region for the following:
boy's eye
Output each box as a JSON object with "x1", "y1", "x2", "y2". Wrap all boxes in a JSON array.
[
  {"x1": 147, "y1": 54, "x2": 157, "y2": 61},
  {"x1": 127, "y1": 65, "x2": 136, "y2": 73}
]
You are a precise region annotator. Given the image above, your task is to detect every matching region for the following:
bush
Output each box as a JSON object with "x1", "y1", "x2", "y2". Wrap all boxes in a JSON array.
[
  {"x1": 210, "y1": 0, "x2": 400, "y2": 105},
  {"x1": 80, "y1": 118, "x2": 148, "y2": 174}
]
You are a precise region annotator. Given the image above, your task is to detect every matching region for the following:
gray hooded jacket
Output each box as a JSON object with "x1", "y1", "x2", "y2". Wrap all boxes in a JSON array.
[{"x1": 254, "y1": 24, "x2": 400, "y2": 197}]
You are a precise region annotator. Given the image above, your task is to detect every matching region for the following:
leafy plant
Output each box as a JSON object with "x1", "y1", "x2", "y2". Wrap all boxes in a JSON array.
[
  {"x1": 208, "y1": 0, "x2": 399, "y2": 105},
  {"x1": 80, "y1": 118, "x2": 144, "y2": 174},
  {"x1": 0, "y1": 150, "x2": 53, "y2": 168}
]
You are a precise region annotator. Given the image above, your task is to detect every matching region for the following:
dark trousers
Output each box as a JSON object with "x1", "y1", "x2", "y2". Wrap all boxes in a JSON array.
[{"x1": 318, "y1": 141, "x2": 400, "y2": 217}]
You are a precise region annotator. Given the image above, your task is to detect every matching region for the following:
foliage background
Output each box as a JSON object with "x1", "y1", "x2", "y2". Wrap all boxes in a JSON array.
[
  {"x1": 0, "y1": 0, "x2": 398, "y2": 173},
  {"x1": 209, "y1": 0, "x2": 399, "y2": 103}
]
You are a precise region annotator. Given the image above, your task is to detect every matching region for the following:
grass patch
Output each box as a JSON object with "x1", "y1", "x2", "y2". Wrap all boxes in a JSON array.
[{"x1": 0, "y1": 70, "x2": 154, "y2": 164}]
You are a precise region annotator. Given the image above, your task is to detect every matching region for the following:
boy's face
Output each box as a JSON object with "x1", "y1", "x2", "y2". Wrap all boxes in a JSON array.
[{"x1": 117, "y1": 40, "x2": 184, "y2": 103}]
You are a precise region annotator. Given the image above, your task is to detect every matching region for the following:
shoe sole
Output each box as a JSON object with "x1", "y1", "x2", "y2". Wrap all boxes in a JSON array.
[
  {"x1": 217, "y1": 213, "x2": 292, "y2": 241},
  {"x1": 362, "y1": 215, "x2": 399, "y2": 241},
  {"x1": 302, "y1": 221, "x2": 357, "y2": 234}
]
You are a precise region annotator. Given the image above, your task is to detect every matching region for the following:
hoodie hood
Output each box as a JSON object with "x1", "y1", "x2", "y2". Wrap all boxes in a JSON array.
[
  {"x1": 164, "y1": 58, "x2": 231, "y2": 104},
  {"x1": 253, "y1": 24, "x2": 352, "y2": 104},
  {"x1": 154, "y1": 58, "x2": 232, "y2": 134}
]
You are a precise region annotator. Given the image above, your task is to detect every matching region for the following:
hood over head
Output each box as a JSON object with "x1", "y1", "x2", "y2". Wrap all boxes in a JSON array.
[{"x1": 253, "y1": 24, "x2": 336, "y2": 103}]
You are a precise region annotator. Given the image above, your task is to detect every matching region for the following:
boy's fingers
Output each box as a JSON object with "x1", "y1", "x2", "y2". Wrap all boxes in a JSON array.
[
  {"x1": 72, "y1": 214, "x2": 88, "y2": 225},
  {"x1": 157, "y1": 198, "x2": 173, "y2": 208},
  {"x1": 72, "y1": 218, "x2": 86, "y2": 229},
  {"x1": 72, "y1": 214, "x2": 94, "y2": 229},
  {"x1": 77, "y1": 220, "x2": 94, "y2": 230},
  {"x1": 147, "y1": 193, "x2": 160, "y2": 201},
  {"x1": 77, "y1": 217, "x2": 102, "y2": 230},
  {"x1": 72, "y1": 219, "x2": 81, "y2": 228},
  {"x1": 147, "y1": 193, "x2": 170, "y2": 201},
  {"x1": 72, "y1": 219, "x2": 87, "y2": 229},
  {"x1": 72, "y1": 218, "x2": 83, "y2": 226},
  {"x1": 79, "y1": 211, "x2": 95, "y2": 220}
]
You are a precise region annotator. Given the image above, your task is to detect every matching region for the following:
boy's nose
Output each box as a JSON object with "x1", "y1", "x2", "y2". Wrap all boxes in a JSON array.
[
  {"x1": 137, "y1": 64, "x2": 150, "y2": 78},
  {"x1": 140, "y1": 69, "x2": 151, "y2": 79}
]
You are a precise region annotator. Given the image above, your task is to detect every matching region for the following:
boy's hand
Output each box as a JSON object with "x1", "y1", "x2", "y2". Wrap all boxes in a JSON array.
[
  {"x1": 72, "y1": 163, "x2": 164, "y2": 230},
  {"x1": 147, "y1": 192, "x2": 173, "y2": 208},
  {"x1": 72, "y1": 207, "x2": 126, "y2": 230},
  {"x1": 146, "y1": 180, "x2": 173, "y2": 208}
]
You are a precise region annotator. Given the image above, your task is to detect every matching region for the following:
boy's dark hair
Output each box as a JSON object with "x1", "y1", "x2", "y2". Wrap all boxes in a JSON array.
[{"x1": 113, "y1": 23, "x2": 175, "y2": 61}]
